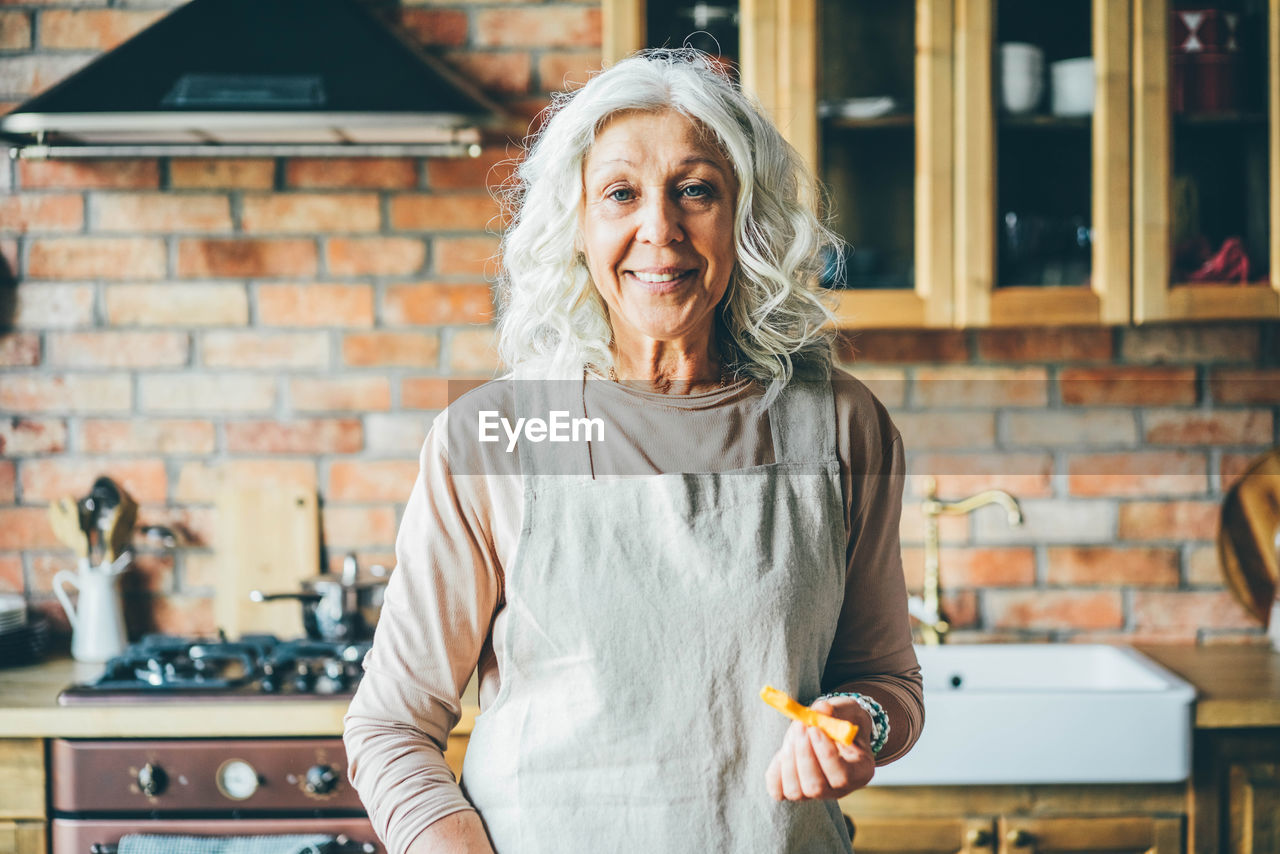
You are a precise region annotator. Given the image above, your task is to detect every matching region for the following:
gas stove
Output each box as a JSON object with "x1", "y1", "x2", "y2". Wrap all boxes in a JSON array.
[{"x1": 58, "y1": 634, "x2": 372, "y2": 704}]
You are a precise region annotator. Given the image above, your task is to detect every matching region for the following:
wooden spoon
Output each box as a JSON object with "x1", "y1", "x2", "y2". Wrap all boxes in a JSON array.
[{"x1": 47, "y1": 496, "x2": 89, "y2": 559}]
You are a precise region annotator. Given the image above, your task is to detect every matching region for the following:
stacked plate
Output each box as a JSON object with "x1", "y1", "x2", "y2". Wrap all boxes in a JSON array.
[{"x1": 0, "y1": 595, "x2": 50, "y2": 668}]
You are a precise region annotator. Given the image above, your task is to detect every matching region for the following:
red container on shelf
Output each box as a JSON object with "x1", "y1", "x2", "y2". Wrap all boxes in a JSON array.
[
  {"x1": 1171, "y1": 9, "x2": 1241, "y2": 53},
  {"x1": 1169, "y1": 8, "x2": 1244, "y2": 114}
]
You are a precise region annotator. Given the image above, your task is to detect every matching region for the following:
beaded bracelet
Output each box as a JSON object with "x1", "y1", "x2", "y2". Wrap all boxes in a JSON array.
[{"x1": 814, "y1": 691, "x2": 890, "y2": 756}]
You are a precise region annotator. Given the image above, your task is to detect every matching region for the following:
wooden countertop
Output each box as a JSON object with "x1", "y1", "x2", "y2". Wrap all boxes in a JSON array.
[
  {"x1": 0, "y1": 657, "x2": 479, "y2": 739},
  {"x1": 1137, "y1": 644, "x2": 1280, "y2": 729}
]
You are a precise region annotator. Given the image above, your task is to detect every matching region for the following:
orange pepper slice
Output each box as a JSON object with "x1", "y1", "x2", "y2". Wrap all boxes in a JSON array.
[{"x1": 760, "y1": 685, "x2": 858, "y2": 747}]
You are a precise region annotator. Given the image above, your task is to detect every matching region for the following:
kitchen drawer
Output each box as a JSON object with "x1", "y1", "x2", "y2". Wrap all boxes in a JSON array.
[
  {"x1": 0, "y1": 740, "x2": 43, "y2": 819},
  {"x1": 0, "y1": 821, "x2": 46, "y2": 854}
]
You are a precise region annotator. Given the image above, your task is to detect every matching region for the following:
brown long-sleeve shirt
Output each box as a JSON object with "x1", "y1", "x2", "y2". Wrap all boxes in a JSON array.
[{"x1": 344, "y1": 368, "x2": 922, "y2": 854}]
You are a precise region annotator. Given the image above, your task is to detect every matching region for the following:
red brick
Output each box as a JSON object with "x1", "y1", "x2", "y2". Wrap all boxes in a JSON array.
[
  {"x1": 139, "y1": 374, "x2": 276, "y2": 414},
  {"x1": 150, "y1": 594, "x2": 216, "y2": 636},
  {"x1": 38, "y1": 9, "x2": 164, "y2": 49},
  {"x1": 0, "y1": 374, "x2": 132, "y2": 413},
  {"x1": 224, "y1": 419, "x2": 363, "y2": 454},
  {"x1": 365, "y1": 413, "x2": 432, "y2": 454},
  {"x1": 1061, "y1": 367, "x2": 1198, "y2": 406},
  {"x1": 936, "y1": 590, "x2": 979, "y2": 629},
  {"x1": 399, "y1": 8, "x2": 467, "y2": 46},
  {"x1": 18, "y1": 159, "x2": 158, "y2": 190},
  {"x1": 1186, "y1": 545, "x2": 1222, "y2": 586},
  {"x1": 0, "y1": 508, "x2": 60, "y2": 549},
  {"x1": 401, "y1": 377, "x2": 452, "y2": 410},
  {"x1": 325, "y1": 237, "x2": 426, "y2": 276},
  {"x1": 1122, "y1": 324, "x2": 1260, "y2": 364},
  {"x1": 1046, "y1": 546, "x2": 1180, "y2": 587},
  {"x1": 81, "y1": 419, "x2": 216, "y2": 455},
  {"x1": 241, "y1": 193, "x2": 380, "y2": 232},
  {"x1": 1210, "y1": 369, "x2": 1280, "y2": 404},
  {"x1": 20, "y1": 457, "x2": 167, "y2": 503},
  {"x1": 447, "y1": 326, "x2": 500, "y2": 373},
  {"x1": 443, "y1": 51, "x2": 531, "y2": 96},
  {"x1": 434, "y1": 235, "x2": 501, "y2": 276},
  {"x1": 178, "y1": 239, "x2": 317, "y2": 278},
  {"x1": 257, "y1": 283, "x2": 374, "y2": 326},
  {"x1": 13, "y1": 283, "x2": 94, "y2": 329},
  {"x1": 914, "y1": 367, "x2": 1049, "y2": 407},
  {"x1": 320, "y1": 505, "x2": 399, "y2": 547},
  {"x1": 537, "y1": 51, "x2": 601, "y2": 91},
  {"x1": 28, "y1": 237, "x2": 166, "y2": 280},
  {"x1": 893, "y1": 412, "x2": 995, "y2": 450},
  {"x1": 0, "y1": 194, "x2": 83, "y2": 232},
  {"x1": 986, "y1": 590, "x2": 1125, "y2": 630},
  {"x1": 1133, "y1": 590, "x2": 1259, "y2": 632},
  {"x1": 169, "y1": 159, "x2": 275, "y2": 190},
  {"x1": 1003, "y1": 410, "x2": 1138, "y2": 447},
  {"x1": 290, "y1": 377, "x2": 392, "y2": 412},
  {"x1": 900, "y1": 546, "x2": 1034, "y2": 590},
  {"x1": 1142, "y1": 409, "x2": 1273, "y2": 445},
  {"x1": 426, "y1": 147, "x2": 520, "y2": 192},
  {"x1": 474, "y1": 7, "x2": 600, "y2": 47},
  {"x1": 0, "y1": 417, "x2": 67, "y2": 455},
  {"x1": 105, "y1": 283, "x2": 248, "y2": 326},
  {"x1": 383, "y1": 282, "x2": 493, "y2": 325},
  {"x1": 342, "y1": 331, "x2": 440, "y2": 367},
  {"x1": 46, "y1": 331, "x2": 189, "y2": 368},
  {"x1": 121, "y1": 552, "x2": 175, "y2": 594},
  {"x1": 0, "y1": 332, "x2": 40, "y2": 367},
  {"x1": 201, "y1": 331, "x2": 329, "y2": 369},
  {"x1": 1067, "y1": 451, "x2": 1208, "y2": 497},
  {"x1": 1117, "y1": 500, "x2": 1220, "y2": 541},
  {"x1": 328, "y1": 459, "x2": 418, "y2": 501},
  {"x1": 1220, "y1": 452, "x2": 1268, "y2": 491},
  {"x1": 0, "y1": 11, "x2": 31, "y2": 49},
  {"x1": 0, "y1": 554, "x2": 22, "y2": 594},
  {"x1": 836, "y1": 330, "x2": 969, "y2": 364},
  {"x1": 390, "y1": 193, "x2": 502, "y2": 231},
  {"x1": 976, "y1": 327, "x2": 1114, "y2": 362},
  {"x1": 0, "y1": 460, "x2": 14, "y2": 503},
  {"x1": 908, "y1": 453, "x2": 1054, "y2": 498},
  {"x1": 0, "y1": 54, "x2": 92, "y2": 97},
  {"x1": 175, "y1": 459, "x2": 317, "y2": 503},
  {"x1": 93, "y1": 193, "x2": 232, "y2": 232},
  {"x1": 286, "y1": 158, "x2": 418, "y2": 189}
]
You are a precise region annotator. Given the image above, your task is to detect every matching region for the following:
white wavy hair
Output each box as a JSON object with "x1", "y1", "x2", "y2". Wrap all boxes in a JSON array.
[{"x1": 495, "y1": 48, "x2": 840, "y2": 403}]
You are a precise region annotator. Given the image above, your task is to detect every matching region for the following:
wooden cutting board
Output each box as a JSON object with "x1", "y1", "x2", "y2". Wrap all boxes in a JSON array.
[{"x1": 214, "y1": 485, "x2": 320, "y2": 640}]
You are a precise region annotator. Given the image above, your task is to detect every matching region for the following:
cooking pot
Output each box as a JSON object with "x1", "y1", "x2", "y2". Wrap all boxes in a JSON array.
[{"x1": 250, "y1": 553, "x2": 389, "y2": 642}]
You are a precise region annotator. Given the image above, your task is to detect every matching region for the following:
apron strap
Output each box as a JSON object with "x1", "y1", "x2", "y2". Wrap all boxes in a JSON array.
[{"x1": 767, "y1": 376, "x2": 837, "y2": 465}]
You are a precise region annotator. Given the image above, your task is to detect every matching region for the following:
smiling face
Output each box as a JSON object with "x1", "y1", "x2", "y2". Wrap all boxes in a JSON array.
[{"x1": 579, "y1": 109, "x2": 739, "y2": 362}]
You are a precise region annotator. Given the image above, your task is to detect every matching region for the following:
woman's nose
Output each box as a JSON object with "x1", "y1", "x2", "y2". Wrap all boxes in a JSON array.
[{"x1": 635, "y1": 196, "x2": 683, "y2": 245}]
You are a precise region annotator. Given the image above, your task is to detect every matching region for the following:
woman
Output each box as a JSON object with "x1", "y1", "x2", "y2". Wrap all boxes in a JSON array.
[{"x1": 344, "y1": 49, "x2": 922, "y2": 854}]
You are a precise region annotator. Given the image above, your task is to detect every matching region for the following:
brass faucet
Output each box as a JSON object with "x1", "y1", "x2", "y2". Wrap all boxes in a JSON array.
[{"x1": 912, "y1": 478, "x2": 1025, "y2": 644}]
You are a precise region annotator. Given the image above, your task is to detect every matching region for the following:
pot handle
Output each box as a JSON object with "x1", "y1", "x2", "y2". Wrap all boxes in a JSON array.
[{"x1": 53, "y1": 569, "x2": 81, "y2": 631}]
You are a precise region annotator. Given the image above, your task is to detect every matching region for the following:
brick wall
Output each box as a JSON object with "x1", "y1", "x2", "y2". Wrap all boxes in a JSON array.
[{"x1": 1, "y1": 1, "x2": 1278, "y2": 646}]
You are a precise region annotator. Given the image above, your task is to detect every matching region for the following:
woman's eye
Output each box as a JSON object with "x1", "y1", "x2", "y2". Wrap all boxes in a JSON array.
[
  {"x1": 607, "y1": 188, "x2": 635, "y2": 202},
  {"x1": 681, "y1": 184, "x2": 710, "y2": 198}
]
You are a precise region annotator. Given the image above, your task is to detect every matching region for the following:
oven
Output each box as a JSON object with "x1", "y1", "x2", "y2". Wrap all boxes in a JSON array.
[{"x1": 52, "y1": 635, "x2": 383, "y2": 854}]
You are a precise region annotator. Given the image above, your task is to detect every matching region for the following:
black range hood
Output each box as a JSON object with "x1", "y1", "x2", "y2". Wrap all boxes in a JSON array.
[{"x1": 0, "y1": 0, "x2": 514, "y2": 158}]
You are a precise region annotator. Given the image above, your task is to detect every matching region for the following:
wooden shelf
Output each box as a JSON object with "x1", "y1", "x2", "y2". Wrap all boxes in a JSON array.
[
  {"x1": 999, "y1": 114, "x2": 1092, "y2": 131},
  {"x1": 824, "y1": 113, "x2": 915, "y2": 130}
]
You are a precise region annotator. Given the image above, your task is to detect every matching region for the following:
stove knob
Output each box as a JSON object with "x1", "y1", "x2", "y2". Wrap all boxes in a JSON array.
[
  {"x1": 137, "y1": 763, "x2": 167, "y2": 797},
  {"x1": 305, "y1": 764, "x2": 339, "y2": 795}
]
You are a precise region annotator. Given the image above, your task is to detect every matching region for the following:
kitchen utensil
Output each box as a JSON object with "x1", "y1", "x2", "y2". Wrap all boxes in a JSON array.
[
  {"x1": 1050, "y1": 56, "x2": 1095, "y2": 117},
  {"x1": 1218, "y1": 447, "x2": 1280, "y2": 628},
  {"x1": 48, "y1": 497, "x2": 90, "y2": 559},
  {"x1": 88, "y1": 476, "x2": 139, "y2": 562},
  {"x1": 215, "y1": 485, "x2": 321, "y2": 639},
  {"x1": 250, "y1": 554, "x2": 389, "y2": 643},
  {"x1": 999, "y1": 42, "x2": 1045, "y2": 114},
  {"x1": 54, "y1": 556, "x2": 130, "y2": 663}
]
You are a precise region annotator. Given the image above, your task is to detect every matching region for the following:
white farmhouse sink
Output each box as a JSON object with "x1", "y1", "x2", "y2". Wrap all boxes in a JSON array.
[{"x1": 872, "y1": 644, "x2": 1195, "y2": 786}]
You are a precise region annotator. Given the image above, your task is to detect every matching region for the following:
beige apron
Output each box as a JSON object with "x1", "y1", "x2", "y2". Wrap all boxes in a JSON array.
[{"x1": 461, "y1": 376, "x2": 853, "y2": 853}]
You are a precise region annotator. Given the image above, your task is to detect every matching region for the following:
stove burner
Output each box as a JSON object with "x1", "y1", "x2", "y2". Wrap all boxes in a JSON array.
[{"x1": 59, "y1": 634, "x2": 373, "y2": 703}]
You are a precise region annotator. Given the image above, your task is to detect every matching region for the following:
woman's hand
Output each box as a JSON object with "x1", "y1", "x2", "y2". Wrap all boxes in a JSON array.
[{"x1": 765, "y1": 698, "x2": 875, "y2": 801}]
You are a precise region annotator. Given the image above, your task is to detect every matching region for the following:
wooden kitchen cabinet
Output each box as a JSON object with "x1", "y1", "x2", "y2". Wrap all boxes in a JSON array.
[
  {"x1": 850, "y1": 814, "x2": 1181, "y2": 854},
  {"x1": 1190, "y1": 728, "x2": 1280, "y2": 853},
  {"x1": 0, "y1": 739, "x2": 46, "y2": 854},
  {"x1": 603, "y1": 0, "x2": 1280, "y2": 327},
  {"x1": 0, "y1": 822, "x2": 46, "y2": 854}
]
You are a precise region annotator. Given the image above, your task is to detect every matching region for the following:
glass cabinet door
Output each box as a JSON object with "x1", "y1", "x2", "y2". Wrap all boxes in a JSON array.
[
  {"x1": 956, "y1": 0, "x2": 1132, "y2": 326},
  {"x1": 1134, "y1": 0, "x2": 1280, "y2": 321}
]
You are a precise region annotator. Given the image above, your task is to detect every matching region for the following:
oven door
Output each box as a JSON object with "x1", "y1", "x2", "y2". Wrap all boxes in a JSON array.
[{"x1": 51, "y1": 817, "x2": 384, "y2": 854}]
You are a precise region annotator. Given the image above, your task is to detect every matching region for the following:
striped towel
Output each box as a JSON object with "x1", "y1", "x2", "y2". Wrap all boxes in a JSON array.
[{"x1": 118, "y1": 834, "x2": 336, "y2": 854}]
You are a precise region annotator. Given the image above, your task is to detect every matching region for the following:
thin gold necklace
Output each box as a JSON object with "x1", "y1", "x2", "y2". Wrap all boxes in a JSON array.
[{"x1": 608, "y1": 364, "x2": 735, "y2": 387}]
